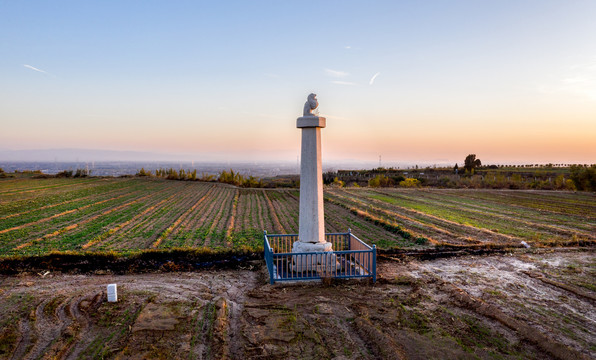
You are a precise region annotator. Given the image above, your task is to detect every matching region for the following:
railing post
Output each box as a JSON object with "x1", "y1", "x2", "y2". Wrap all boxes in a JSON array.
[
  {"x1": 264, "y1": 231, "x2": 275, "y2": 284},
  {"x1": 347, "y1": 228, "x2": 352, "y2": 250},
  {"x1": 372, "y1": 245, "x2": 377, "y2": 283}
]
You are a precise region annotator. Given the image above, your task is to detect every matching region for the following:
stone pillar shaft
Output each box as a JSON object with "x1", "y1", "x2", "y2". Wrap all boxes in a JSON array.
[
  {"x1": 296, "y1": 116, "x2": 326, "y2": 244},
  {"x1": 299, "y1": 126, "x2": 325, "y2": 243}
]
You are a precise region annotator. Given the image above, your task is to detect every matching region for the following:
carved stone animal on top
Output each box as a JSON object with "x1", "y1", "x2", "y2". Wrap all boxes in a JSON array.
[{"x1": 303, "y1": 93, "x2": 319, "y2": 116}]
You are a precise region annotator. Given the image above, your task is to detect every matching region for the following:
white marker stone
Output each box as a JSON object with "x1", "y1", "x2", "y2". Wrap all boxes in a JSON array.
[
  {"x1": 107, "y1": 283, "x2": 118, "y2": 302},
  {"x1": 292, "y1": 94, "x2": 336, "y2": 272}
]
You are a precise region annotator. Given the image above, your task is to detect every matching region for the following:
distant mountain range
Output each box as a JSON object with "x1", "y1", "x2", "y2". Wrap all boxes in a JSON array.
[{"x1": 0, "y1": 148, "x2": 195, "y2": 162}]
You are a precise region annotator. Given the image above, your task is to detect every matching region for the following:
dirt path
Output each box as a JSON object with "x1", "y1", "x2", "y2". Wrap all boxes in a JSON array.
[{"x1": 0, "y1": 249, "x2": 593, "y2": 359}]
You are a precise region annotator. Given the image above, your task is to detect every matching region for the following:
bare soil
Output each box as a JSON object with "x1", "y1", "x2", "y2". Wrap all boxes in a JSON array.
[{"x1": 0, "y1": 248, "x2": 593, "y2": 359}]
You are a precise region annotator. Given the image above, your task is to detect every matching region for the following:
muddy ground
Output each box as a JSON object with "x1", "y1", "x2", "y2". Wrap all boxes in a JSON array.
[{"x1": 0, "y1": 248, "x2": 594, "y2": 360}]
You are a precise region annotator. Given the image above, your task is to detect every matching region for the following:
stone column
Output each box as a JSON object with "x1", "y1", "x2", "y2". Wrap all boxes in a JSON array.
[
  {"x1": 292, "y1": 116, "x2": 335, "y2": 271},
  {"x1": 296, "y1": 116, "x2": 327, "y2": 246}
]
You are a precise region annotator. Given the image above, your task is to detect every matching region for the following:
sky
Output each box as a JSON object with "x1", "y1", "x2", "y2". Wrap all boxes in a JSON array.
[{"x1": 1, "y1": 0, "x2": 595, "y2": 166}]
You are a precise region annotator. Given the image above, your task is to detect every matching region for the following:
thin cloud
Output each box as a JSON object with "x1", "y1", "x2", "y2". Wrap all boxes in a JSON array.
[
  {"x1": 369, "y1": 72, "x2": 380, "y2": 85},
  {"x1": 325, "y1": 68, "x2": 349, "y2": 78},
  {"x1": 331, "y1": 80, "x2": 356, "y2": 86},
  {"x1": 23, "y1": 64, "x2": 48, "y2": 74},
  {"x1": 344, "y1": 45, "x2": 351, "y2": 49},
  {"x1": 23, "y1": 64, "x2": 57, "y2": 78}
]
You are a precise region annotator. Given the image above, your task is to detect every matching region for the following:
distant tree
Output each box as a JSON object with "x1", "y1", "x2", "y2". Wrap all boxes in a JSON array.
[
  {"x1": 330, "y1": 177, "x2": 345, "y2": 187},
  {"x1": 368, "y1": 174, "x2": 393, "y2": 187},
  {"x1": 166, "y1": 168, "x2": 178, "y2": 180},
  {"x1": 569, "y1": 165, "x2": 596, "y2": 191},
  {"x1": 74, "y1": 168, "x2": 89, "y2": 177},
  {"x1": 56, "y1": 170, "x2": 73, "y2": 178},
  {"x1": 453, "y1": 163, "x2": 459, "y2": 174},
  {"x1": 399, "y1": 178, "x2": 421, "y2": 188},
  {"x1": 136, "y1": 167, "x2": 150, "y2": 177},
  {"x1": 199, "y1": 172, "x2": 216, "y2": 182},
  {"x1": 464, "y1": 154, "x2": 482, "y2": 172}
]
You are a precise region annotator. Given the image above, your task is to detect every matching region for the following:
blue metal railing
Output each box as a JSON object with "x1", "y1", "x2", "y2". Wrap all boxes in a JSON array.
[{"x1": 264, "y1": 229, "x2": 376, "y2": 284}]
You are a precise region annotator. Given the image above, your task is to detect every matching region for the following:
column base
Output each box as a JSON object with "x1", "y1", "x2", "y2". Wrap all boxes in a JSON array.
[
  {"x1": 291, "y1": 241, "x2": 340, "y2": 273},
  {"x1": 292, "y1": 241, "x2": 332, "y2": 252}
]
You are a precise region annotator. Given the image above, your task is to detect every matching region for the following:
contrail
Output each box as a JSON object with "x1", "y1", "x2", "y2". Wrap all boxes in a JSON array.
[
  {"x1": 369, "y1": 72, "x2": 380, "y2": 85},
  {"x1": 23, "y1": 64, "x2": 48, "y2": 74}
]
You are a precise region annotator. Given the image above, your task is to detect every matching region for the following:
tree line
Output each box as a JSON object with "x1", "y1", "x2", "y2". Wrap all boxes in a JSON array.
[{"x1": 136, "y1": 167, "x2": 264, "y2": 188}]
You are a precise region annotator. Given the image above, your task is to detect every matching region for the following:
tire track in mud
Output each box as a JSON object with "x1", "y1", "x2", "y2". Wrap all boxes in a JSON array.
[
  {"x1": 405, "y1": 253, "x2": 595, "y2": 360},
  {"x1": 7, "y1": 292, "x2": 104, "y2": 360},
  {"x1": 10, "y1": 318, "x2": 32, "y2": 360},
  {"x1": 350, "y1": 303, "x2": 407, "y2": 360},
  {"x1": 438, "y1": 280, "x2": 590, "y2": 360},
  {"x1": 64, "y1": 292, "x2": 103, "y2": 360},
  {"x1": 522, "y1": 271, "x2": 596, "y2": 302},
  {"x1": 22, "y1": 296, "x2": 73, "y2": 359}
]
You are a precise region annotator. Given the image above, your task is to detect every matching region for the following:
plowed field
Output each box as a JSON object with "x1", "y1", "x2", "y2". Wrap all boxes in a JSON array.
[{"x1": 0, "y1": 178, "x2": 594, "y2": 257}]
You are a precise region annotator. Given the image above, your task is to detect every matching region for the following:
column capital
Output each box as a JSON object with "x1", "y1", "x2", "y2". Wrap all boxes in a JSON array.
[{"x1": 297, "y1": 116, "x2": 326, "y2": 128}]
